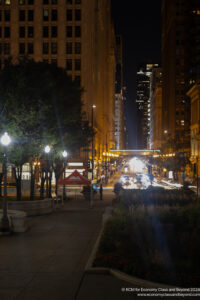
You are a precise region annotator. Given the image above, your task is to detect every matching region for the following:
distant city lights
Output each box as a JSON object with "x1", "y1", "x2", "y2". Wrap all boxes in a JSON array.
[{"x1": 129, "y1": 157, "x2": 146, "y2": 173}]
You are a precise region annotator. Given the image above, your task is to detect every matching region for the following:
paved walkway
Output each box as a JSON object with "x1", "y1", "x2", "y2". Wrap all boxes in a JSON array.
[{"x1": 0, "y1": 191, "x2": 114, "y2": 300}]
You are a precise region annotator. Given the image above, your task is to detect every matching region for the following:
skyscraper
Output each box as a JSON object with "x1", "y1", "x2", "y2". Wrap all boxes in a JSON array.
[
  {"x1": 114, "y1": 35, "x2": 126, "y2": 150},
  {"x1": 0, "y1": 0, "x2": 116, "y2": 174},
  {"x1": 150, "y1": 67, "x2": 162, "y2": 150},
  {"x1": 162, "y1": 0, "x2": 200, "y2": 154},
  {"x1": 136, "y1": 63, "x2": 158, "y2": 149}
]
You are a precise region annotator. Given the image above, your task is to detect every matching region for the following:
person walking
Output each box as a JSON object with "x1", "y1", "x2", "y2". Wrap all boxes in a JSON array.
[{"x1": 99, "y1": 183, "x2": 103, "y2": 200}]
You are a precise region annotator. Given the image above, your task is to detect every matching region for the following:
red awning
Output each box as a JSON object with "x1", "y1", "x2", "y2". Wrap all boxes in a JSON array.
[{"x1": 58, "y1": 170, "x2": 91, "y2": 186}]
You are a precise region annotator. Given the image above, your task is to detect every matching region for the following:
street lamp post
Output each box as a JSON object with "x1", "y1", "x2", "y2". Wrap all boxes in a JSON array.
[
  {"x1": 44, "y1": 145, "x2": 51, "y2": 198},
  {"x1": 196, "y1": 156, "x2": 199, "y2": 199},
  {"x1": 90, "y1": 104, "x2": 96, "y2": 208},
  {"x1": 0, "y1": 132, "x2": 11, "y2": 233},
  {"x1": 62, "y1": 150, "x2": 68, "y2": 202}
]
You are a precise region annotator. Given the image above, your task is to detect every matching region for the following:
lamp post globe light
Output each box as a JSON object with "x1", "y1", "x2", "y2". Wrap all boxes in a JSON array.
[
  {"x1": 90, "y1": 104, "x2": 96, "y2": 208},
  {"x1": 0, "y1": 132, "x2": 11, "y2": 233},
  {"x1": 62, "y1": 150, "x2": 68, "y2": 201},
  {"x1": 44, "y1": 145, "x2": 51, "y2": 154},
  {"x1": 62, "y1": 150, "x2": 68, "y2": 158},
  {"x1": 44, "y1": 145, "x2": 51, "y2": 198}
]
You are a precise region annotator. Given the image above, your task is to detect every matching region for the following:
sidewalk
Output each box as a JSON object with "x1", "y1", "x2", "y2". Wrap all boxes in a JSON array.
[{"x1": 0, "y1": 192, "x2": 112, "y2": 300}]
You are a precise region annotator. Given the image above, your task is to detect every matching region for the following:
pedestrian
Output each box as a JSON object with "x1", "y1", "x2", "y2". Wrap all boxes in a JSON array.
[{"x1": 99, "y1": 183, "x2": 103, "y2": 200}]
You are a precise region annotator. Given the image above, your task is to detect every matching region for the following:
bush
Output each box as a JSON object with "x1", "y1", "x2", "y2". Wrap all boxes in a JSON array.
[
  {"x1": 94, "y1": 205, "x2": 200, "y2": 286},
  {"x1": 118, "y1": 189, "x2": 196, "y2": 208}
]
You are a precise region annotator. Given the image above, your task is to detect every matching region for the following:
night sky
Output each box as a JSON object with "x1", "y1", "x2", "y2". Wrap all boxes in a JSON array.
[{"x1": 111, "y1": 0, "x2": 161, "y2": 148}]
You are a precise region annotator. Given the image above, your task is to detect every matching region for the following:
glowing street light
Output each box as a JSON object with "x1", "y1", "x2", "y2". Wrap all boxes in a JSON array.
[
  {"x1": 62, "y1": 150, "x2": 68, "y2": 158},
  {"x1": 1, "y1": 132, "x2": 11, "y2": 146},
  {"x1": 91, "y1": 104, "x2": 96, "y2": 208},
  {"x1": 44, "y1": 145, "x2": 51, "y2": 198},
  {"x1": 62, "y1": 150, "x2": 68, "y2": 201},
  {"x1": 0, "y1": 132, "x2": 11, "y2": 234},
  {"x1": 44, "y1": 145, "x2": 51, "y2": 154}
]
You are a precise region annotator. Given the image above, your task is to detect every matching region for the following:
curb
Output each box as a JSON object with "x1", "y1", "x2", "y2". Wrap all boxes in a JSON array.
[
  {"x1": 85, "y1": 208, "x2": 175, "y2": 289},
  {"x1": 85, "y1": 224, "x2": 105, "y2": 270}
]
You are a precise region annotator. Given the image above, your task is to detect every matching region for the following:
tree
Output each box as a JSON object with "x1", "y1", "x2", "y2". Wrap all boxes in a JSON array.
[{"x1": 0, "y1": 59, "x2": 93, "y2": 200}]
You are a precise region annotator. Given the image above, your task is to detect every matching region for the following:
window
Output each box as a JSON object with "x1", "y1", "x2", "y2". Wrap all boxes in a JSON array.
[
  {"x1": 43, "y1": 0, "x2": 49, "y2": 4},
  {"x1": 66, "y1": 0, "x2": 72, "y2": 4},
  {"x1": 28, "y1": 43, "x2": 33, "y2": 54},
  {"x1": 4, "y1": 26, "x2": 10, "y2": 38},
  {"x1": 0, "y1": 44, "x2": 1, "y2": 54},
  {"x1": 51, "y1": 26, "x2": 57, "y2": 37},
  {"x1": 28, "y1": 10, "x2": 34, "y2": 21},
  {"x1": 4, "y1": 43, "x2": 10, "y2": 54},
  {"x1": 19, "y1": 43, "x2": 25, "y2": 54},
  {"x1": 51, "y1": 9, "x2": 57, "y2": 21},
  {"x1": 51, "y1": 42, "x2": 57, "y2": 54},
  {"x1": 19, "y1": 10, "x2": 25, "y2": 21},
  {"x1": 66, "y1": 59, "x2": 72, "y2": 70},
  {"x1": 66, "y1": 26, "x2": 72, "y2": 37},
  {"x1": 75, "y1": 42, "x2": 81, "y2": 54},
  {"x1": 75, "y1": 0, "x2": 81, "y2": 3},
  {"x1": 75, "y1": 26, "x2": 81, "y2": 37},
  {"x1": 19, "y1": 26, "x2": 25, "y2": 37},
  {"x1": 52, "y1": 0, "x2": 57, "y2": 4},
  {"x1": 43, "y1": 42, "x2": 49, "y2": 54},
  {"x1": 43, "y1": 26, "x2": 49, "y2": 37},
  {"x1": 66, "y1": 9, "x2": 72, "y2": 21},
  {"x1": 66, "y1": 42, "x2": 72, "y2": 54},
  {"x1": 5, "y1": 0, "x2": 11, "y2": 5},
  {"x1": 4, "y1": 10, "x2": 10, "y2": 21},
  {"x1": 75, "y1": 9, "x2": 81, "y2": 21},
  {"x1": 181, "y1": 120, "x2": 185, "y2": 126},
  {"x1": 28, "y1": 0, "x2": 34, "y2": 4},
  {"x1": 19, "y1": 0, "x2": 25, "y2": 4},
  {"x1": 0, "y1": 27, "x2": 1, "y2": 38},
  {"x1": 43, "y1": 9, "x2": 49, "y2": 21},
  {"x1": 75, "y1": 59, "x2": 81, "y2": 70},
  {"x1": 28, "y1": 26, "x2": 34, "y2": 38}
]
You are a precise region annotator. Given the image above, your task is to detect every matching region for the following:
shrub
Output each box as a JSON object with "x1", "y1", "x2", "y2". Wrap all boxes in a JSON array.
[{"x1": 94, "y1": 204, "x2": 200, "y2": 286}]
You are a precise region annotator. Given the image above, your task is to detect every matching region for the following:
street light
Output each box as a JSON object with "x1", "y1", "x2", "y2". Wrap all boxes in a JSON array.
[
  {"x1": 44, "y1": 145, "x2": 51, "y2": 154},
  {"x1": 90, "y1": 104, "x2": 96, "y2": 208},
  {"x1": 0, "y1": 132, "x2": 11, "y2": 233},
  {"x1": 62, "y1": 150, "x2": 68, "y2": 201},
  {"x1": 44, "y1": 145, "x2": 51, "y2": 198}
]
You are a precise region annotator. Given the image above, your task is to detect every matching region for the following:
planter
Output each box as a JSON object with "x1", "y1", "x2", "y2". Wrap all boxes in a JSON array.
[
  {"x1": 6, "y1": 198, "x2": 54, "y2": 216},
  {"x1": 0, "y1": 209, "x2": 28, "y2": 233}
]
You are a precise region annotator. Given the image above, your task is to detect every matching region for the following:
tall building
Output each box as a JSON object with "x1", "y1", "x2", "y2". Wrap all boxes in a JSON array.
[
  {"x1": 149, "y1": 67, "x2": 162, "y2": 150},
  {"x1": 187, "y1": 84, "x2": 200, "y2": 178},
  {"x1": 136, "y1": 63, "x2": 158, "y2": 149},
  {"x1": 114, "y1": 35, "x2": 126, "y2": 150},
  {"x1": 0, "y1": 0, "x2": 116, "y2": 177},
  {"x1": 162, "y1": 0, "x2": 200, "y2": 154}
]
